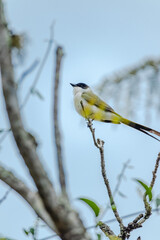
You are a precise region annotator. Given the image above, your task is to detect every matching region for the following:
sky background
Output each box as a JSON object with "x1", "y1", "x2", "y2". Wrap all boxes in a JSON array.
[{"x1": 0, "y1": 0, "x2": 160, "y2": 239}]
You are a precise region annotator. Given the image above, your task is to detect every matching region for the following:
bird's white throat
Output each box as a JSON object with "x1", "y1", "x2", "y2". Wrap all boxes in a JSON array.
[{"x1": 73, "y1": 86, "x2": 90, "y2": 96}]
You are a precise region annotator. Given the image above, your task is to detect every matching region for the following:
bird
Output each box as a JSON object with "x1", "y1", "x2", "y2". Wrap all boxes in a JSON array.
[{"x1": 70, "y1": 82, "x2": 160, "y2": 142}]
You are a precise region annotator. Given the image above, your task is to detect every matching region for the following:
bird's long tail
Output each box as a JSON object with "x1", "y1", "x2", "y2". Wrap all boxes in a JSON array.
[{"x1": 121, "y1": 117, "x2": 160, "y2": 142}]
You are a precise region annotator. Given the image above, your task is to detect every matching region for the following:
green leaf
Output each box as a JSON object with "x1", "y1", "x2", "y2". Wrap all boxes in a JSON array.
[
  {"x1": 97, "y1": 233, "x2": 101, "y2": 240},
  {"x1": 111, "y1": 204, "x2": 117, "y2": 211},
  {"x1": 23, "y1": 229, "x2": 29, "y2": 236},
  {"x1": 29, "y1": 227, "x2": 35, "y2": 235},
  {"x1": 147, "y1": 187, "x2": 153, "y2": 201},
  {"x1": 156, "y1": 197, "x2": 160, "y2": 208},
  {"x1": 78, "y1": 197, "x2": 100, "y2": 217},
  {"x1": 135, "y1": 179, "x2": 152, "y2": 201}
]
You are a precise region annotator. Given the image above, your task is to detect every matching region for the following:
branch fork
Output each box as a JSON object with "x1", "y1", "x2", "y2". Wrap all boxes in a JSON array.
[{"x1": 87, "y1": 119, "x2": 160, "y2": 240}]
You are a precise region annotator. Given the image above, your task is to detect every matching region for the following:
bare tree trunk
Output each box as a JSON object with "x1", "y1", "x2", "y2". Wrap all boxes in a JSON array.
[{"x1": 0, "y1": 1, "x2": 91, "y2": 239}]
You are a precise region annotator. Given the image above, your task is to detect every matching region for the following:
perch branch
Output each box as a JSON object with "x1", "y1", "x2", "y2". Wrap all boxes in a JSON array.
[
  {"x1": 101, "y1": 159, "x2": 131, "y2": 219},
  {"x1": 87, "y1": 119, "x2": 124, "y2": 234},
  {"x1": 87, "y1": 118, "x2": 160, "y2": 239},
  {"x1": 53, "y1": 46, "x2": 67, "y2": 196}
]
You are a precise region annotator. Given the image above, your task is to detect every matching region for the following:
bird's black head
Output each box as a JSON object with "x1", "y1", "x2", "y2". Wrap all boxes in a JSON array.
[{"x1": 70, "y1": 83, "x2": 89, "y2": 89}]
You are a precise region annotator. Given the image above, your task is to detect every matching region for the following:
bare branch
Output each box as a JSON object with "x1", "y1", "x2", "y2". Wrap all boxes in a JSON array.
[
  {"x1": 18, "y1": 59, "x2": 39, "y2": 86},
  {"x1": 21, "y1": 23, "x2": 54, "y2": 108},
  {"x1": 98, "y1": 221, "x2": 115, "y2": 236},
  {"x1": 119, "y1": 152, "x2": 160, "y2": 238},
  {"x1": 0, "y1": 0, "x2": 61, "y2": 223},
  {"x1": 0, "y1": 164, "x2": 57, "y2": 232},
  {"x1": 53, "y1": 46, "x2": 67, "y2": 196},
  {"x1": 101, "y1": 159, "x2": 131, "y2": 219},
  {"x1": 99, "y1": 143, "x2": 123, "y2": 229},
  {"x1": 0, "y1": 3, "x2": 91, "y2": 239},
  {"x1": 87, "y1": 119, "x2": 124, "y2": 234},
  {"x1": 114, "y1": 160, "x2": 131, "y2": 196},
  {"x1": 87, "y1": 119, "x2": 160, "y2": 239},
  {"x1": 97, "y1": 221, "x2": 122, "y2": 240}
]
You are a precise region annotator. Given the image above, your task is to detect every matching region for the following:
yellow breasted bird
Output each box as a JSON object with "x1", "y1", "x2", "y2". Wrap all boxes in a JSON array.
[{"x1": 70, "y1": 83, "x2": 160, "y2": 142}]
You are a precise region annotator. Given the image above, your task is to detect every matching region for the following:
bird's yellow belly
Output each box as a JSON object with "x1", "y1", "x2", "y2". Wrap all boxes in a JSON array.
[
  {"x1": 74, "y1": 94, "x2": 120, "y2": 123},
  {"x1": 74, "y1": 99, "x2": 113, "y2": 121}
]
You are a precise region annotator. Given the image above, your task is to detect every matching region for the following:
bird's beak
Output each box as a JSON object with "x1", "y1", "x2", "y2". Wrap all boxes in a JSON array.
[{"x1": 70, "y1": 83, "x2": 76, "y2": 87}]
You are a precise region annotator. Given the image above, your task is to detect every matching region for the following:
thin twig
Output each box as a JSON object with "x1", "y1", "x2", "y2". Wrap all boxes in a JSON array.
[
  {"x1": 114, "y1": 160, "x2": 131, "y2": 197},
  {"x1": 53, "y1": 46, "x2": 67, "y2": 196},
  {"x1": 101, "y1": 159, "x2": 131, "y2": 219},
  {"x1": 18, "y1": 59, "x2": 39, "y2": 86},
  {"x1": 137, "y1": 152, "x2": 160, "y2": 226},
  {"x1": 21, "y1": 23, "x2": 54, "y2": 109},
  {"x1": 150, "y1": 152, "x2": 160, "y2": 188},
  {"x1": 0, "y1": 129, "x2": 11, "y2": 145},
  {"x1": 0, "y1": 188, "x2": 11, "y2": 204},
  {"x1": 87, "y1": 119, "x2": 160, "y2": 239},
  {"x1": 132, "y1": 214, "x2": 143, "y2": 224},
  {"x1": 120, "y1": 152, "x2": 160, "y2": 238},
  {"x1": 87, "y1": 119, "x2": 124, "y2": 232}
]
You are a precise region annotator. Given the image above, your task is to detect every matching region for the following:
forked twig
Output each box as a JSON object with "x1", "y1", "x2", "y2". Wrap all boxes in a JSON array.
[
  {"x1": 21, "y1": 23, "x2": 54, "y2": 108},
  {"x1": 137, "y1": 152, "x2": 160, "y2": 226},
  {"x1": 120, "y1": 152, "x2": 160, "y2": 239},
  {"x1": 87, "y1": 117, "x2": 160, "y2": 239}
]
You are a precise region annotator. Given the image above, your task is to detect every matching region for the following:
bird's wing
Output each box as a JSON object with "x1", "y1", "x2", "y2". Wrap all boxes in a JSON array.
[{"x1": 81, "y1": 91, "x2": 115, "y2": 113}]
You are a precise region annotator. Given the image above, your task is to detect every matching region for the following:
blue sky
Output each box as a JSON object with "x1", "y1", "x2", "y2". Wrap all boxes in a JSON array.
[{"x1": 0, "y1": 0, "x2": 160, "y2": 239}]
